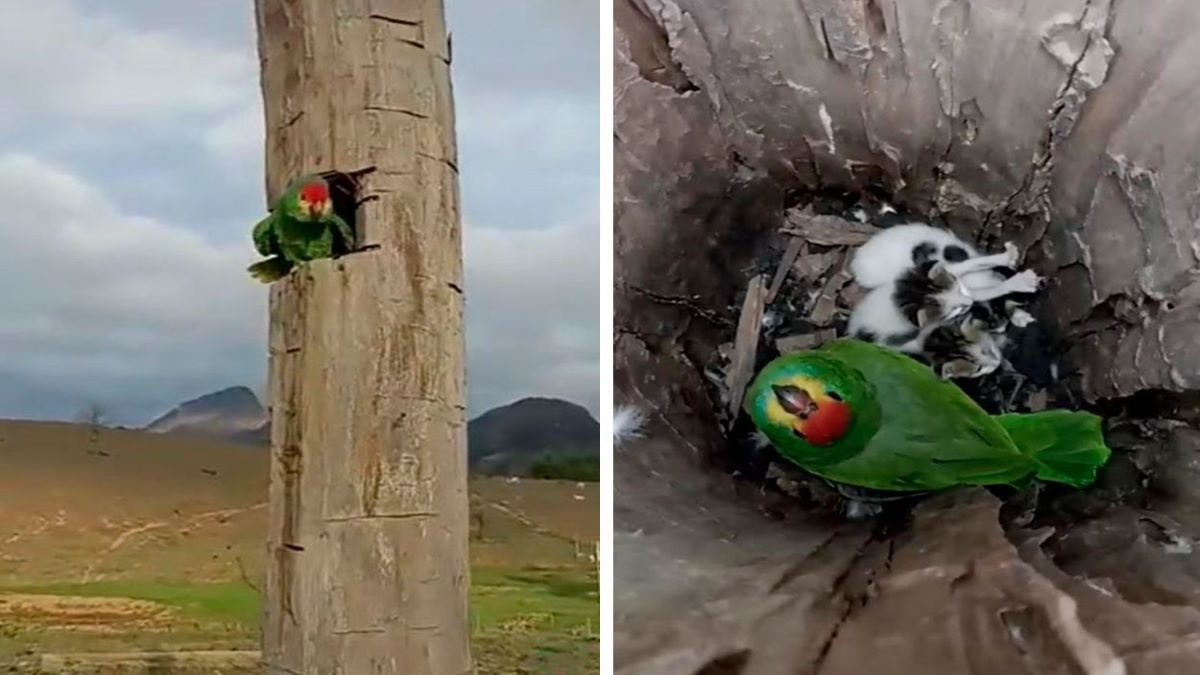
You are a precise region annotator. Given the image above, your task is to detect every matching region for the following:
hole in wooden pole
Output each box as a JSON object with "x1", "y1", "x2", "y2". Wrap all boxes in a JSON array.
[{"x1": 317, "y1": 170, "x2": 364, "y2": 256}]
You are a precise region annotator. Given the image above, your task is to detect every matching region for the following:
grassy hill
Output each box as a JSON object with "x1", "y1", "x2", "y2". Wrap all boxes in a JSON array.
[{"x1": 0, "y1": 420, "x2": 597, "y2": 673}]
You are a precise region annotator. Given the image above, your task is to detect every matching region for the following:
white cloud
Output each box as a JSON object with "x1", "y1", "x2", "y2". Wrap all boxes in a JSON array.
[
  {"x1": 205, "y1": 100, "x2": 265, "y2": 170},
  {"x1": 0, "y1": 0, "x2": 599, "y2": 423},
  {"x1": 0, "y1": 153, "x2": 599, "y2": 422},
  {"x1": 464, "y1": 219, "x2": 600, "y2": 415},
  {"x1": 0, "y1": 0, "x2": 254, "y2": 129},
  {"x1": 0, "y1": 154, "x2": 265, "y2": 416}
]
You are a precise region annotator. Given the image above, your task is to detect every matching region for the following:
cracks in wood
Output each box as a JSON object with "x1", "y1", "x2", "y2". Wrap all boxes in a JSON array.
[
  {"x1": 418, "y1": 151, "x2": 458, "y2": 173},
  {"x1": 818, "y1": 18, "x2": 837, "y2": 62},
  {"x1": 809, "y1": 534, "x2": 881, "y2": 674},
  {"x1": 336, "y1": 243, "x2": 381, "y2": 258},
  {"x1": 890, "y1": 1, "x2": 910, "y2": 78},
  {"x1": 767, "y1": 530, "x2": 843, "y2": 594},
  {"x1": 361, "y1": 449, "x2": 382, "y2": 516},
  {"x1": 800, "y1": 137, "x2": 825, "y2": 189},
  {"x1": 625, "y1": 283, "x2": 733, "y2": 327},
  {"x1": 991, "y1": 0, "x2": 1115, "y2": 235},
  {"x1": 364, "y1": 104, "x2": 430, "y2": 119},
  {"x1": 323, "y1": 512, "x2": 438, "y2": 523},
  {"x1": 282, "y1": 111, "x2": 305, "y2": 130},
  {"x1": 367, "y1": 14, "x2": 420, "y2": 28},
  {"x1": 446, "y1": 282, "x2": 463, "y2": 294},
  {"x1": 333, "y1": 626, "x2": 388, "y2": 635}
]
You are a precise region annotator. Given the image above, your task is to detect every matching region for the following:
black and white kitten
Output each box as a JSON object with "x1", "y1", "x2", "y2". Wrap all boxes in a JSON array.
[{"x1": 846, "y1": 223, "x2": 1040, "y2": 377}]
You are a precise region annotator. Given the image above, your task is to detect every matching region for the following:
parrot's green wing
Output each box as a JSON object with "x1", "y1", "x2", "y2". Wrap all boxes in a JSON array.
[
  {"x1": 809, "y1": 340, "x2": 1033, "y2": 491},
  {"x1": 252, "y1": 213, "x2": 280, "y2": 257}
]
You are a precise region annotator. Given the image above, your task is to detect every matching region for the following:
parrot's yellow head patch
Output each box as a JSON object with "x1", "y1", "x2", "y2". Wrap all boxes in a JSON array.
[{"x1": 764, "y1": 375, "x2": 852, "y2": 447}]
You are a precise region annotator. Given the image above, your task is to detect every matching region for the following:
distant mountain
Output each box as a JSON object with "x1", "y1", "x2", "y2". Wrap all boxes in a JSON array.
[
  {"x1": 143, "y1": 390, "x2": 598, "y2": 466},
  {"x1": 145, "y1": 386, "x2": 268, "y2": 445},
  {"x1": 467, "y1": 397, "x2": 599, "y2": 476}
]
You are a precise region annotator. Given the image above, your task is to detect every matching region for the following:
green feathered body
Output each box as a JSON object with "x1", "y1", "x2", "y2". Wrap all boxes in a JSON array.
[
  {"x1": 248, "y1": 174, "x2": 354, "y2": 283},
  {"x1": 744, "y1": 339, "x2": 1111, "y2": 492}
]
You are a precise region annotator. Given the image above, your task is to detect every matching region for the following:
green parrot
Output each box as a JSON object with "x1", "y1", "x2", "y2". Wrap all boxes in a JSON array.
[
  {"x1": 247, "y1": 174, "x2": 355, "y2": 283},
  {"x1": 743, "y1": 339, "x2": 1111, "y2": 492}
]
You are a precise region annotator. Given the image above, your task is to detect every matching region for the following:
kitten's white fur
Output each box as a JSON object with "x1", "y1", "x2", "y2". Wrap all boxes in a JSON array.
[{"x1": 851, "y1": 223, "x2": 979, "y2": 289}]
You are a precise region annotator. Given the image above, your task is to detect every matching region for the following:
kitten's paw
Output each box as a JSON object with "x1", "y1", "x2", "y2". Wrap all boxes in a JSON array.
[
  {"x1": 1010, "y1": 308, "x2": 1036, "y2": 327},
  {"x1": 940, "y1": 359, "x2": 979, "y2": 380},
  {"x1": 1009, "y1": 269, "x2": 1042, "y2": 294},
  {"x1": 1003, "y1": 241, "x2": 1021, "y2": 267}
]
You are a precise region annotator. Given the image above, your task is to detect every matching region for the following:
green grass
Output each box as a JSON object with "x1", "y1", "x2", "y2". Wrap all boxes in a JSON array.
[
  {"x1": 7, "y1": 580, "x2": 260, "y2": 626},
  {"x1": 470, "y1": 567, "x2": 599, "y2": 673},
  {"x1": 1, "y1": 567, "x2": 599, "y2": 673}
]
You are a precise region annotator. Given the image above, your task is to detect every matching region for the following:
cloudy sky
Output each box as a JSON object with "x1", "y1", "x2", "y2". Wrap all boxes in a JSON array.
[{"x1": 0, "y1": 0, "x2": 599, "y2": 425}]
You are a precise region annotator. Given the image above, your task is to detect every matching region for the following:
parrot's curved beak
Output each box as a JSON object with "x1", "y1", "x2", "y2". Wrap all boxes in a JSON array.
[{"x1": 772, "y1": 384, "x2": 815, "y2": 417}]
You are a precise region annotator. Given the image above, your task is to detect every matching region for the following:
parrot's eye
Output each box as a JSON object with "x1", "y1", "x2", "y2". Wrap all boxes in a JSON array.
[{"x1": 827, "y1": 391, "x2": 843, "y2": 402}]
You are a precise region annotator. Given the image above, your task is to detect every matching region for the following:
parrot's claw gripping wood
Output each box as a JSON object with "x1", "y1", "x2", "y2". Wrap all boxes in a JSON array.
[
  {"x1": 247, "y1": 256, "x2": 293, "y2": 283},
  {"x1": 246, "y1": 174, "x2": 356, "y2": 283}
]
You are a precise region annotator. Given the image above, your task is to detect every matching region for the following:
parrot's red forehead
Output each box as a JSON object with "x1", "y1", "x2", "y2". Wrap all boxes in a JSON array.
[
  {"x1": 299, "y1": 181, "x2": 329, "y2": 203},
  {"x1": 800, "y1": 400, "x2": 852, "y2": 446}
]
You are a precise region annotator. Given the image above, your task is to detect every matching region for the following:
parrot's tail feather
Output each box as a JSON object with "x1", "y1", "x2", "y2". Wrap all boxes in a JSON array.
[
  {"x1": 995, "y1": 410, "x2": 1111, "y2": 488},
  {"x1": 248, "y1": 257, "x2": 292, "y2": 283}
]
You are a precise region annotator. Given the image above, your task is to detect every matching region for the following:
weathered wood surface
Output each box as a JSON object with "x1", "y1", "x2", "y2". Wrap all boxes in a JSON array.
[
  {"x1": 616, "y1": 490, "x2": 1200, "y2": 675},
  {"x1": 614, "y1": 0, "x2": 1200, "y2": 672},
  {"x1": 615, "y1": 0, "x2": 1200, "y2": 403},
  {"x1": 256, "y1": 1, "x2": 470, "y2": 673}
]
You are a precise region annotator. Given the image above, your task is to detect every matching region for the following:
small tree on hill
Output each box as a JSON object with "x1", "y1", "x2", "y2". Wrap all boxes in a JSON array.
[{"x1": 76, "y1": 402, "x2": 109, "y2": 457}]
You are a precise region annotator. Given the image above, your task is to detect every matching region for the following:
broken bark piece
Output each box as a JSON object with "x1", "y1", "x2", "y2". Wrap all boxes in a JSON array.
[
  {"x1": 766, "y1": 237, "x2": 806, "y2": 304},
  {"x1": 726, "y1": 275, "x2": 768, "y2": 421},
  {"x1": 806, "y1": 253, "x2": 853, "y2": 326},
  {"x1": 838, "y1": 281, "x2": 864, "y2": 308},
  {"x1": 792, "y1": 249, "x2": 839, "y2": 283},
  {"x1": 776, "y1": 330, "x2": 838, "y2": 354},
  {"x1": 781, "y1": 209, "x2": 882, "y2": 246}
]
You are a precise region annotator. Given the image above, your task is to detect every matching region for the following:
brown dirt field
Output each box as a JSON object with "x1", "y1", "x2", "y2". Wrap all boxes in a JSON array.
[
  {"x1": 0, "y1": 420, "x2": 598, "y2": 672},
  {"x1": 0, "y1": 594, "x2": 170, "y2": 630},
  {"x1": 0, "y1": 420, "x2": 598, "y2": 584}
]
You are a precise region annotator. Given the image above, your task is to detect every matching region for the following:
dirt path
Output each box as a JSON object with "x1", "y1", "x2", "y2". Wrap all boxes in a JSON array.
[{"x1": 8, "y1": 650, "x2": 261, "y2": 674}]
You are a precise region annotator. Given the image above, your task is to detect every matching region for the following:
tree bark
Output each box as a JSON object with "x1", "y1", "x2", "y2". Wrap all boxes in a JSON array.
[
  {"x1": 256, "y1": 1, "x2": 470, "y2": 673},
  {"x1": 614, "y1": 0, "x2": 1200, "y2": 672}
]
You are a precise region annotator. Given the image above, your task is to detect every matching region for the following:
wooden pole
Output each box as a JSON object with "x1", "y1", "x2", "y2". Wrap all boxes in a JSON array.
[{"x1": 255, "y1": 1, "x2": 470, "y2": 672}]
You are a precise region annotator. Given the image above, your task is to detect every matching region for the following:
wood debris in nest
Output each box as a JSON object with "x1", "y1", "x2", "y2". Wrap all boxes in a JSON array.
[
  {"x1": 725, "y1": 274, "x2": 768, "y2": 423},
  {"x1": 716, "y1": 209, "x2": 879, "y2": 433},
  {"x1": 780, "y1": 206, "x2": 882, "y2": 246}
]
